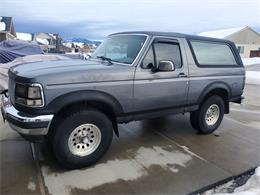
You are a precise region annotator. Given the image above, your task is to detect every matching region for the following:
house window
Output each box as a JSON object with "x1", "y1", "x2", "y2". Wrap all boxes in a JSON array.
[{"x1": 237, "y1": 46, "x2": 244, "y2": 54}]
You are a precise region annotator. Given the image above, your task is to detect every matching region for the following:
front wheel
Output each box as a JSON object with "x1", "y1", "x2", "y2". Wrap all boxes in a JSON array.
[
  {"x1": 190, "y1": 95, "x2": 225, "y2": 134},
  {"x1": 52, "y1": 108, "x2": 113, "y2": 169}
]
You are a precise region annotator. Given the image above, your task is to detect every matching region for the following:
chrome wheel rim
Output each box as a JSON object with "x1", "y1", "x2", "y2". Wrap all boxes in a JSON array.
[
  {"x1": 205, "y1": 104, "x2": 220, "y2": 126},
  {"x1": 68, "y1": 124, "x2": 101, "y2": 157}
]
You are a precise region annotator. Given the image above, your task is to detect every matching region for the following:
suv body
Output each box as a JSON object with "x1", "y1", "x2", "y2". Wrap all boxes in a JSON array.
[{"x1": 1, "y1": 31, "x2": 245, "y2": 168}]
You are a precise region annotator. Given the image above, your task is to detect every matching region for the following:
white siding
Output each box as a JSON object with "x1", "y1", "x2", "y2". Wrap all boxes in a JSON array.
[{"x1": 236, "y1": 44, "x2": 260, "y2": 58}]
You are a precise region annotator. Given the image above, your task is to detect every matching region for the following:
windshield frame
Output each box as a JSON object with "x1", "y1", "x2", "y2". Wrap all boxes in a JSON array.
[{"x1": 91, "y1": 33, "x2": 149, "y2": 66}]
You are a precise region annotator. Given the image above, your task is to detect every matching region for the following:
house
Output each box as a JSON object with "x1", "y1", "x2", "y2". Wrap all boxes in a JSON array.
[
  {"x1": 0, "y1": 16, "x2": 17, "y2": 41},
  {"x1": 198, "y1": 26, "x2": 260, "y2": 58},
  {"x1": 34, "y1": 32, "x2": 56, "y2": 52},
  {"x1": 63, "y1": 41, "x2": 97, "y2": 53},
  {"x1": 34, "y1": 32, "x2": 65, "y2": 53}
]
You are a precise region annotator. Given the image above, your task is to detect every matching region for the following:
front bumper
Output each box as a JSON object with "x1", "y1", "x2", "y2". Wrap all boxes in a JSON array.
[{"x1": 1, "y1": 95, "x2": 53, "y2": 136}]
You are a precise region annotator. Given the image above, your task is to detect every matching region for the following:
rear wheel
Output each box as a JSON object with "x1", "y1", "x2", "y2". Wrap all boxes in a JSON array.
[
  {"x1": 190, "y1": 95, "x2": 225, "y2": 134},
  {"x1": 52, "y1": 108, "x2": 113, "y2": 169}
]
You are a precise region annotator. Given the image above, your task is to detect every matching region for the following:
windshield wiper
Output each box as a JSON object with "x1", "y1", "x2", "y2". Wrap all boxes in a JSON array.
[{"x1": 97, "y1": 56, "x2": 113, "y2": 65}]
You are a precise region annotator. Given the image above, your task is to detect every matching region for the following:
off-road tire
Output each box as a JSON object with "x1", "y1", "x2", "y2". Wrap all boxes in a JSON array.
[
  {"x1": 52, "y1": 108, "x2": 113, "y2": 169},
  {"x1": 190, "y1": 95, "x2": 225, "y2": 134}
]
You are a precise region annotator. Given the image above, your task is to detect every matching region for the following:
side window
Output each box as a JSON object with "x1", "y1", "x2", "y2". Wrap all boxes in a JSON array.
[
  {"x1": 142, "y1": 46, "x2": 155, "y2": 69},
  {"x1": 154, "y1": 42, "x2": 182, "y2": 69},
  {"x1": 190, "y1": 40, "x2": 237, "y2": 66}
]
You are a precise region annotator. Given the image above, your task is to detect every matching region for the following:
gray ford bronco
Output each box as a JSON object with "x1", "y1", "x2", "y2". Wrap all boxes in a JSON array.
[{"x1": 1, "y1": 31, "x2": 245, "y2": 168}]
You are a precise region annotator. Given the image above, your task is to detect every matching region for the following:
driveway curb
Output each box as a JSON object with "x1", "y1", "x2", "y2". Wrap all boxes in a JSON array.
[{"x1": 189, "y1": 166, "x2": 257, "y2": 195}]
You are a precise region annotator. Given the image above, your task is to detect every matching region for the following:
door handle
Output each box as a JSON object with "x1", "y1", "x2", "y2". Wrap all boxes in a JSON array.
[{"x1": 178, "y1": 73, "x2": 187, "y2": 78}]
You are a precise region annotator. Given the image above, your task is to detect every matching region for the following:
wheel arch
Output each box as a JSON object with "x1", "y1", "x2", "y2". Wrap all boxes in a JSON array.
[
  {"x1": 49, "y1": 90, "x2": 123, "y2": 114},
  {"x1": 48, "y1": 90, "x2": 123, "y2": 137},
  {"x1": 198, "y1": 82, "x2": 231, "y2": 113}
]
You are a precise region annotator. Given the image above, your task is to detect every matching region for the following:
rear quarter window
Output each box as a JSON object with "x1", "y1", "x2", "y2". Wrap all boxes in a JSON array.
[{"x1": 190, "y1": 40, "x2": 238, "y2": 66}]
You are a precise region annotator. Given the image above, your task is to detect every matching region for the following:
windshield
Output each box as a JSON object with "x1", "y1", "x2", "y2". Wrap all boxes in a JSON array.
[{"x1": 91, "y1": 35, "x2": 147, "y2": 64}]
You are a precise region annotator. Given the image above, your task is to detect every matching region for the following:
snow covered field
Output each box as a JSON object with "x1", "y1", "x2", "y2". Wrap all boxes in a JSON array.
[
  {"x1": 246, "y1": 71, "x2": 260, "y2": 85},
  {"x1": 242, "y1": 57, "x2": 260, "y2": 66},
  {"x1": 243, "y1": 57, "x2": 260, "y2": 85}
]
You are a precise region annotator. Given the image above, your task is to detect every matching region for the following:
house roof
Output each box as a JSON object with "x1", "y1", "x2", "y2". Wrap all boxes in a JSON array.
[
  {"x1": 36, "y1": 32, "x2": 57, "y2": 40},
  {"x1": 198, "y1": 26, "x2": 249, "y2": 39}
]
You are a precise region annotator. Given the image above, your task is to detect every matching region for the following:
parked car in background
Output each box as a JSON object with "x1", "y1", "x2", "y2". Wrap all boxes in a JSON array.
[{"x1": 1, "y1": 31, "x2": 245, "y2": 168}]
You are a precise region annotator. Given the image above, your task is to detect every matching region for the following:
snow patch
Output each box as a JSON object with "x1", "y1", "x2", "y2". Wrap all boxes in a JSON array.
[
  {"x1": 203, "y1": 166, "x2": 260, "y2": 195},
  {"x1": 0, "y1": 22, "x2": 6, "y2": 31},
  {"x1": 0, "y1": 17, "x2": 6, "y2": 31},
  {"x1": 234, "y1": 167, "x2": 260, "y2": 195},
  {"x1": 246, "y1": 71, "x2": 260, "y2": 85},
  {"x1": 41, "y1": 146, "x2": 192, "y2": 195},
  {"x1": 72, "y1": 42, "x2": 84, "y2": 47},
  {"x1": 242, "y1": 57, "x2": 260, "y2": 66},
  {"x1": 36, "y1": 37, "x2": 49, "y2": 45},
  {"x1": 203, "y1": 180, "x2": 235, "y2": 194},
  {"x1": 17, "y1": 32, "x2": 33, "y2": 41}
]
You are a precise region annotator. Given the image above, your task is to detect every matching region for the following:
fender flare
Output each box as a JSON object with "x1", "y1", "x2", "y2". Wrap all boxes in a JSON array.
[
  {"x1": 197, "y1": 81, "x2": 231, "y2": 105},
  {"x1": 48, "y1": 90, "x2": 124, "y2": 115}
]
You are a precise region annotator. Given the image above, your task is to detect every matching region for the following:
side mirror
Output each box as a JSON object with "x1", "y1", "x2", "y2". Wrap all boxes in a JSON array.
[{"x1": 158, "y1": 61, "x2": 175, "y2": 71}]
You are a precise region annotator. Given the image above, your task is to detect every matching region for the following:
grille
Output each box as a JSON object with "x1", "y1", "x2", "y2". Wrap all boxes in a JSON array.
[{"x1": 8, "y1": 78, "x2": 16, "y2": 105}]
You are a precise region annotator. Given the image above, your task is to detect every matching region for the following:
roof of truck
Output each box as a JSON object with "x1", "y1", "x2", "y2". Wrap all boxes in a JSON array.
[{"x1": 110, "y1": 31, "x2": 233, "y2": 43}]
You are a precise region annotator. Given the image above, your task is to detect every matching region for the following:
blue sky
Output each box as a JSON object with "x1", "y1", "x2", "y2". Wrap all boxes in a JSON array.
[{"x1": 1, "y1": 0, "x2": 260, "y2": 40}]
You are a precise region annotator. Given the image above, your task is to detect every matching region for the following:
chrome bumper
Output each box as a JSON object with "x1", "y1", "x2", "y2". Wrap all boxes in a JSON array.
[{"x1": 1, "y1": 95, "x2": 54, "y2": 135}]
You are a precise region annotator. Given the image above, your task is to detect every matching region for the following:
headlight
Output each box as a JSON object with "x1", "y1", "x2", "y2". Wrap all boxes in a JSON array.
[
  {"x1": 15, "y1": 83, "x2": 44, "y2": 107},
  {"x1": 28, "y1": 86, "x2": 41, "y2": 99}
]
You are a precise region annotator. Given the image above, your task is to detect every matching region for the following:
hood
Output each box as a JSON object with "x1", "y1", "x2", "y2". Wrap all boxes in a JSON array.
[
  {"x1": 10, "y1": 59, "x2": 106, "y2": 75},
  {"x1": 9, "y1": 59, "x2": 134, "y2": 85}
]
